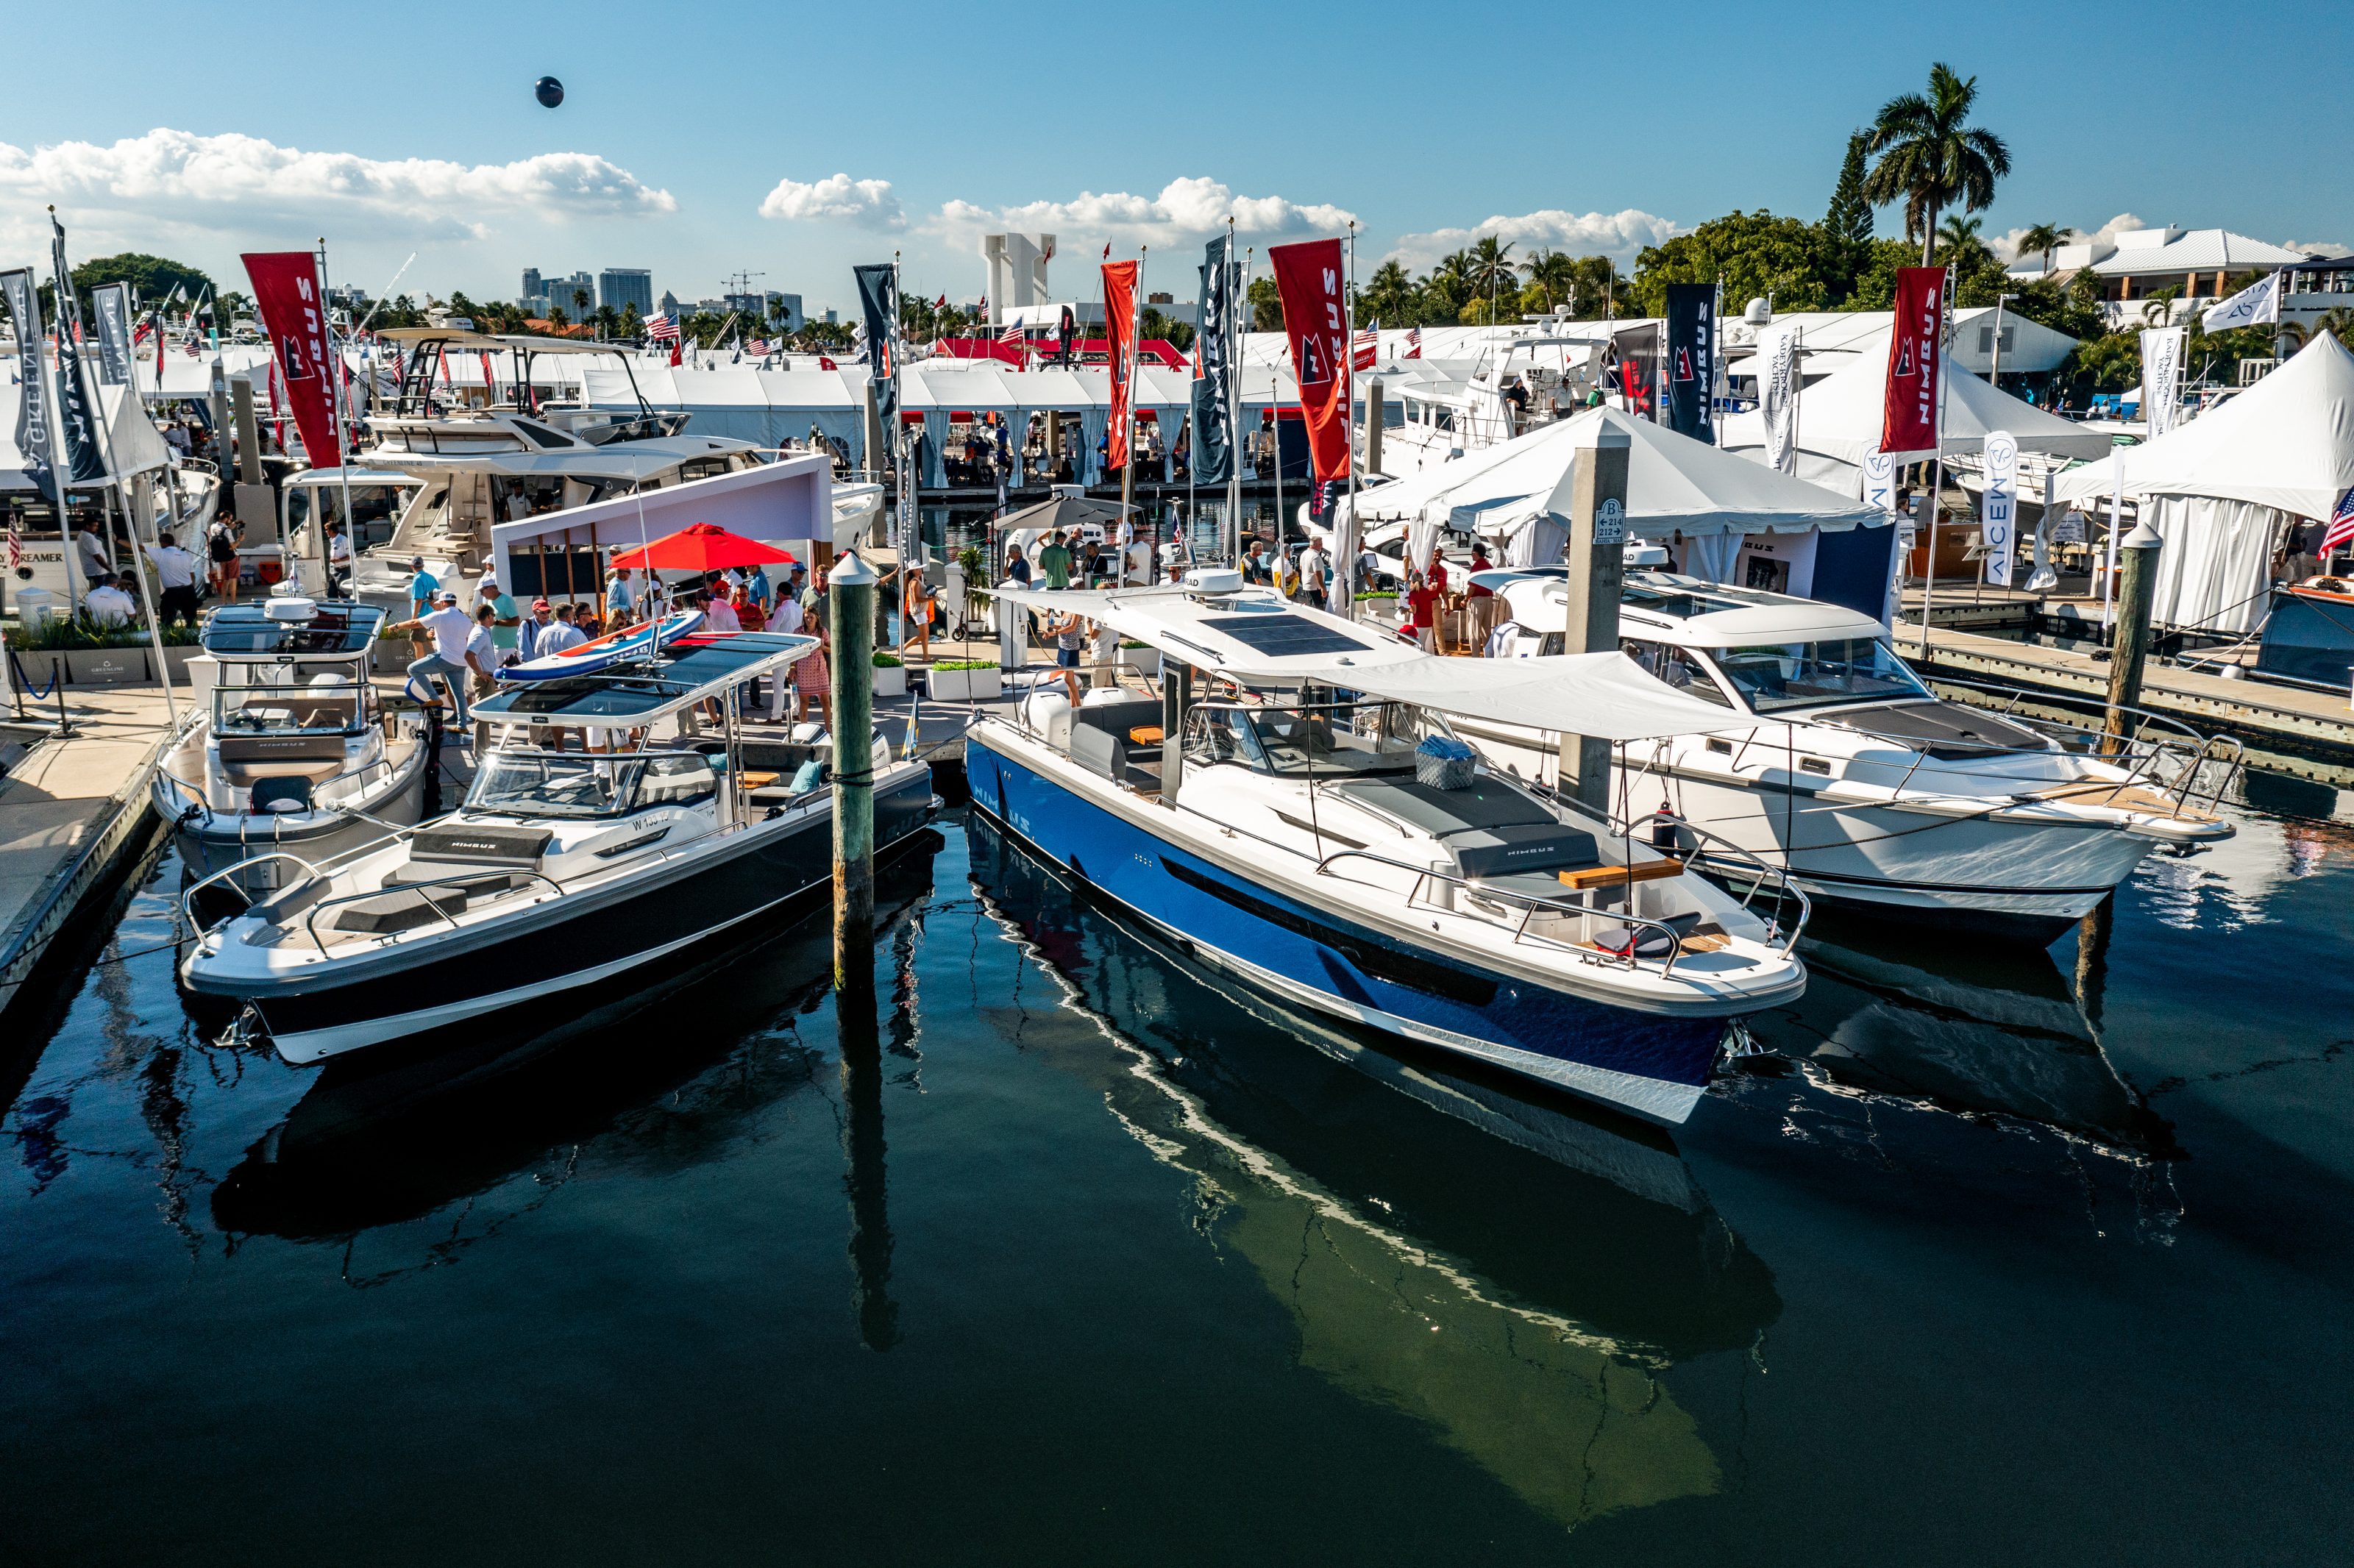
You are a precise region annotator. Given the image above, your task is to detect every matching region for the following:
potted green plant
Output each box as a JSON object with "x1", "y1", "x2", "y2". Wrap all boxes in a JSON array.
[
  {"x1": 926, "y1": 658, "x2": 1001, "y2": 702},
  {"x1": 872, "y1": 649, "x2": 908, "y2": 697},
  {"x1": 1116, "y1": 638, "x2": 1160, "y2": 675}
]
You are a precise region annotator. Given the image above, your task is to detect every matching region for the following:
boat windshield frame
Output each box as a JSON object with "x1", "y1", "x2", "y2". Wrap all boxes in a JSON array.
[
  {"x1": 208, "y1": 663, "x2": 374, "y2": 736},
  {"x1": 1184, "y1": 693, "x2": 1462, "y2": 779},
  {"x1": 460, "y1": 748, "x2": 721, "y2": 820},
  {"x1": 1700, "y1": 637, "x2": 1932, "y2": 716}
]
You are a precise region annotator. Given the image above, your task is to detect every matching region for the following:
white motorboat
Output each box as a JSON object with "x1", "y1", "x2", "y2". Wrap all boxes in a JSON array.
[
  {"x1": 1468, "y1": 570, "x2": 2238, "y2": 935},
  {"x1": 154, "y1": 596, "x2": 430, "y2": 892},
  {"x1": 967, "y1": 574, "x2": 1810, "y2": 1125},
  {"x1": 179, "y1": 630, "x2": 936, "y2": 1064}
]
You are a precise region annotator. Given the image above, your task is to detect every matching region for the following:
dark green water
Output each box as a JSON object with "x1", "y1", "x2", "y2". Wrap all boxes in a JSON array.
[{"x1": 4, "y1": 791, "x2": 2351, "y2": 1564}]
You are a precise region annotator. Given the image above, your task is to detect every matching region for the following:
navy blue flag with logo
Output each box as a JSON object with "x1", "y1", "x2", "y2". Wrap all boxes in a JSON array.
[
  {"x1": 1191, "y1": 235, "x2": 1240, "y2": 486},
  {"x1": 0, "y1": 268, "x2": 59, "y2": 505},
  {"x1": 49, "y1": 216, "x2": 107, "y2": 482},
  {"x1": 1663, "y1": 282, "x2": 1715, "y2": 443},
  {"x1": 90, "y1": 282, "x2": 134, "y2": 387},
  {"x1": 853, "y1": 263, "x2": 898, "y2": 421}
]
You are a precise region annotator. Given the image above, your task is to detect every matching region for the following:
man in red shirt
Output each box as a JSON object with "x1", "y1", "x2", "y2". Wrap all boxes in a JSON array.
[{"x1": 1405, "y1": 570, "x2": 1440, "y2": 652}]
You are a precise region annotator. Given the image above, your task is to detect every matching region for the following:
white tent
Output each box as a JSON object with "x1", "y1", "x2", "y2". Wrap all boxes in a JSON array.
[
  {"x1": 0, "y1": 382, "x2": 171, "y2": 488},
  {"x1": 1719, "y1": 337, "x2": 2108, "y2": 490},
  {"x1": 1353, "y1": 405, "x2": 1886, "y2": 539},
  {"x1": 2046, "y1": 335, "x2": 2354, "y2": 634}
]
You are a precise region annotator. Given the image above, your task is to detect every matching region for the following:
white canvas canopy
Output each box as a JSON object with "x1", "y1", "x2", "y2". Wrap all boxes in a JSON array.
[
  {"x1": 2043, "y1": 335, "x2": 2354, "y2": 634},
  {"x1": 1719, "y1": 338, "x2": 2108, "y2": 489},
  {"x1": 0, "y1": 382, "x2": 171, "y2": 488},
  {"x1": 986, "y1": 582, "x2": 1746, "y2": 740},
  {"x1": 1351, "y1": 405, "x2": 1886, "y2": 541}
]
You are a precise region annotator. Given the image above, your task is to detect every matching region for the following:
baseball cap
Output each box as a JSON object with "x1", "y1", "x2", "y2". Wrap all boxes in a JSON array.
[
  {"x1": 531, "y1": 597, "x2": 551, "y2": 611},
  {"x1": 435, "y1": 589, "x2": 459, "y2": 604},
  {"x1": 409, "y1": 556, "x2": 426, "y2": 571}
]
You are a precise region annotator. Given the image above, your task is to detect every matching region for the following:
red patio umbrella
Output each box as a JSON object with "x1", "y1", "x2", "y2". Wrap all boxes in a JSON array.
[{"x1": 606, "y1": 521, "x2": 799, "y2": 571}]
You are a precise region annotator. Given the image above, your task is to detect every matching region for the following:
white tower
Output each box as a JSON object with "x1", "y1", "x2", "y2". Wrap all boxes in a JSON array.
[{"x1": 981, "y1": 232, "x2": 1056, "y2": 324}]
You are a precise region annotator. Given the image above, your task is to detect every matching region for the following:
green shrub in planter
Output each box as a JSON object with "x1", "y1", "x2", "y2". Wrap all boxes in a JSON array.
[
  {"x1": 872, "y1": 651, "x2": 903, "y2": 668},
  {"x1": 931, "y1": 659, "x2": 1000, "y2": 672}
]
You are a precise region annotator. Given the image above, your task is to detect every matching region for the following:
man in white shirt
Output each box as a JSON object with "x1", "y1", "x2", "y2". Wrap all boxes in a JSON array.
[
  {"x1": 85, "y1": 574, "x2": 136, "y2": 628},
  {"x1": 144, "y1": 531, "x2": 202, "y2": 624},
  {"x1": 325, "y1": 522, "x2": 352, "y2": 596},
  {"x1": 75, "y1": 520, "x2": 111, "y2": 587},
  {"x1": 1298, "y1": 542, "x2": 1328, "y2": 605},
  {"x1": 535, "y1": 603, "x2": 588, "y2": 659},
  {"x1": 464, "y1": 605, "x2": 500, "y2": 694},
  {"x1": 393, "y1": 589, "x2": 479, "y2": 724},
  {"x1": 700, "y1": 585, "x2": 741, "y2": 632}
]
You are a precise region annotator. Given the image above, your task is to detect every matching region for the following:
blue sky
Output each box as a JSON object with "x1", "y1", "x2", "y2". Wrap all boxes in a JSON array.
[{"x1": 4, "y1": 0, "x2": 2346, "y2": 316}]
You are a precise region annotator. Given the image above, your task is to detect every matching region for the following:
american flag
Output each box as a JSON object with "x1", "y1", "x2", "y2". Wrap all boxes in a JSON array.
[
  {"x1": 1352, "y1": 322, "x2": 1379, "y2": 371},
  {"x1": 1405, "y1": 326, "x2": 1422, "y2": 360},
  {"x1": 645, "y1": 313, "x2": 681, "y2": 343},
  {"x1": 997, "y1": 320, "x2": 1025, "y2": 345},
  {"x1": 2325, "y1": 486, "x2": 2354, "y2": 555},
  {"x1": 747, "y1": 337, "x2": 769, "y2": 356}
]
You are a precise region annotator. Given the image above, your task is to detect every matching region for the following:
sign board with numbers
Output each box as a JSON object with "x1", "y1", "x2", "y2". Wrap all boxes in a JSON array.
[{"x1": 1593, "y1": 496, "x2": 1625, "y2": 546}]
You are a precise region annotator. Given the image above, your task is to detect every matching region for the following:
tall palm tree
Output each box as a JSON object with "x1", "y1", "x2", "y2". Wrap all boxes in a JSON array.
[
  {"x1": 2013, "y1": 222, "x2": 2072, "y2": 275},
  {"x1": 1433, "y1": 249, "x2": 1476, "y2": 291},
  {"x1": 2140, "y1": 285, "x2": 2181, "y2": 327},
  {"x1": 1935, "y1": 214, "x2": 1985, "y2": 256},
  {"x1": 1860, "y1": 62, "x2": 2012, "y2": 265},
  {"x1": 1361, "y1": 260, "x2": 1415, "y2": 324},
  {"x1": 1520, "y1": 249, "x2": 1579, "y2": 312},
  {"x1": 1468, "y1": 236, "x2": 1518, "y2": 299}
]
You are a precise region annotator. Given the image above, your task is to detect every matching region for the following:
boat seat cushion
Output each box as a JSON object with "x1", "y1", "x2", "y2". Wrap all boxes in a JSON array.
[
  {"x1": 407, "y1": 822, "x2": 555, "y2": 868},
  {"x1": 1332, "y1": 777, "x2": 1598, "y2": 877},
  {"x1": 217, "y1": 733, "x2": 349, "y2": 785}
]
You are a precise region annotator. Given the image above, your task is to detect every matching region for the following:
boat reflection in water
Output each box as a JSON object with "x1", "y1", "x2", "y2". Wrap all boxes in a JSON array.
[
  {"x1": 966, "y1": 816, "x2": 1779, "y2": 1532},
  {"x1": 1743, "y1": 906, "x2": 2176, "y2": 1161},
  {"x1": 210, "y1": 833, "x2": 943, "y2": 1245}
]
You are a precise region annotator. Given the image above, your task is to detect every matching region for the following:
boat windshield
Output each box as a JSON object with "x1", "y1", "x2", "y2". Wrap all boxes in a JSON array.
[
  {"x1": 1187, "y1": 698, "x2": 1456, "y2": 777},
  {"x1": 1709, "y1": 638, "x2": 1930, "y2": 713},
  {"x1": 462, "y1": 750, "x2": 719, "y2": 818},
  {"x1": 211, "y1": 667, "x2": 369, "y2": 735}
]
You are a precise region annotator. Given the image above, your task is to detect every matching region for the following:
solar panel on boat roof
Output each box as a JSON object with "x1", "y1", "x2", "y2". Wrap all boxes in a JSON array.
[{"x1": 1201, "y1": 615, "x2": 1373, "y2": 658}]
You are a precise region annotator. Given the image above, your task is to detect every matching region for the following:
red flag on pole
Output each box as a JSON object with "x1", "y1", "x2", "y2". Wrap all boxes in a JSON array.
[
  {"x1": 241, "y1": 251, "x2": 343, "y2": 468},
  {"x1": 1881, "y1": 266, "x2": 1945, "y2": 454},
  {"x1": 1268, "y1": 238, "x2": 1351, "y2": 484},
  {"x1": 1101, "y1": 259, "x2": 1139, "y2": 470}
]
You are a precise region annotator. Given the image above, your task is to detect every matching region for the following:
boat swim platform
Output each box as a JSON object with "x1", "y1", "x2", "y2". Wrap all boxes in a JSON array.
[
  {"x1": 0, "y1": 689, "x2": 177, "y2": 1024},
  {"x1": 1902, "y1": 620, "x2": 2354, "y2": 784}
]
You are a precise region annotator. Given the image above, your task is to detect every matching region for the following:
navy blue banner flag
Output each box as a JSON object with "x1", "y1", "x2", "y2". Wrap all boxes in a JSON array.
[
  {"x1": 0, "y1": 268, "x2": 58, "y2": 505},
  {"x1": 1663, "y1": 282, "x2": 1715, "y2": 443},
  {"x1": 49, "y1": 216, "x2": 107, "y2": 482},
  {"x1": 1191, "y1": 236, "x2": 1240, "y2": 486},
  {"x1": 853, "y1": 263, "x2": 898, "y2": 421},
  {"x1": 90, "y1": 282, "x2": 134, "y2": 387},
  {"x1": 1612, "y1": 322, "x2": 1660, "y2": 420}
]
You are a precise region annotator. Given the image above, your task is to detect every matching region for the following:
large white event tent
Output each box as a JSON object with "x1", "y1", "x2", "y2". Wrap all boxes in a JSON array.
[
  {"x1": 1347, "y1": 406, "x2": 1895, "y2": 615},
  {"x1": 2047, "y1": 334, "x2": 2354, "y2": 635},
  {"x1": 1718, "y1": 339, "x2": 2109, "y2": 491}
]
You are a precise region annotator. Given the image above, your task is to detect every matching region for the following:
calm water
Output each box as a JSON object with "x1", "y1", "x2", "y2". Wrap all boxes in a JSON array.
[{"x1": 4, "y1": 780, "x2": 2352, "y2": 1564}]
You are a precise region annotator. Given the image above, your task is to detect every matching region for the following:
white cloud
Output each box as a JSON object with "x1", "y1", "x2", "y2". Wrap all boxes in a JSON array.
[
  {"x1": 758, "y1": 172, "x2": 906, "y2": 230},
  {"x1": 933, "y1": 177, "x2": 1356, "y2": 249},
  {"x1": 0, "y1": 128, "x2": 675, "y2": 246},
  {"x1": 1991, "y1": 213, "x2": 2146, "y2": 262},
  {"x1": 2284, "y1": 238, "x2": 2351, "y2": 257},
  {"x1": 1387, "y1": 208, "x2": 1682, "y2": 271}
]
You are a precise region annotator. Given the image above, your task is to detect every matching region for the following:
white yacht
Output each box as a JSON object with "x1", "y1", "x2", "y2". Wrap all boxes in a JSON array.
[
  {"x1": 154, "y1": 596, "x2": 431, "y2": 892},
  {"x1": 179, "y1": 630, "x2": 936, "y2": 1064},
  {"x1": 967, "y1": 575, "x2": 1810, "y2": 1125},
  {"x1": 1470, "y1": 570, "x2": 2238, "y2": 934}
]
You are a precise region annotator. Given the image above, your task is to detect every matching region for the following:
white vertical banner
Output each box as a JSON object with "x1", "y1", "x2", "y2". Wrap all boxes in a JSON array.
[
  {"x1": 1861, "y1": 448, "x2": 1902, "y2": 628},
  {"x1": 1981, "y1": 430, "x2": 2018, "y2": 587},
  {"x1": 1758, "y1": 324, "x2": 1801, "y2": 474},
  {"x1": 2139, "y1": 326, "x2": 2184, "y2": 439}
]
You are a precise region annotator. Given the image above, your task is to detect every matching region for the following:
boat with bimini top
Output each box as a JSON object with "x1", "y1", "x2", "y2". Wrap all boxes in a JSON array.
[
  {"x1": 966, "y1": 572, "x2": 1810, "y2": 1125},
  {"x1": 179, "y1": 629, "x2": 936, "y2": 1065}
]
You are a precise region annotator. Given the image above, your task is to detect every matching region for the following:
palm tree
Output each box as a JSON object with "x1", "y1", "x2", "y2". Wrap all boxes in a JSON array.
[
  {"x1": 1361, "y1": 260, "x2": 1415, "y2": 324},
  {"x1": 1520, "y1": 249, "x2": 1579, "y2": 313},
  {"x1": 2013, "y1": 222, "x2": 2072, "y2": 275},
  {"x1": 1434, "y1": 249, "x2": 1476, "y2": 293},
  {"x1": 1860, "y1": 62, "x2": 2012, "y2": 265},
  {"x1": 1468, "y1": 236, "x2": 1517, "y2": 299},
  {"x1": 2140, "y1": 285, "x2": 2181, "y2": 327},
  {"x1": 1935, "y1": 214, "x2": 1985, "y2": 256}
]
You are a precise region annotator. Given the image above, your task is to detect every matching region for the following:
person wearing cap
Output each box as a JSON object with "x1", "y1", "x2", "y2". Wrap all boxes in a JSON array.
[
  {"x1": 407, "y1": 558, "x2": 439, "y2": 656},
  {"x1": 477, "y1": 575, "x2": 519, "y2": 658},
  {"x1": 391, "y1": 588, "x2": 478, "y2": 725},
  {"x1": 521, "y1": 597, "x2": 555, "y2": 661},
  {"x1": 536, "y1": 602, "x2": 588, "y2": 659},
  {"x1": 701, "y1": 582, "x2": 741, "y2": 632}
]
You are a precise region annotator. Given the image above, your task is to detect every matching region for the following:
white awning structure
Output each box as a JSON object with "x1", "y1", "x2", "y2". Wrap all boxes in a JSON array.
[
  {"x1": 986, "y1": 582, "x2": 1749, "y2": 740},
  {"x1": 1718, "y1": 342, "x2": 2109, "y2": 485},
  {"x1": 2040, "y1": 336, "x2": 2354, "y2": 635},
  {"x1": 1351, "y1": 406, "x2": 1887, "y2": 539},
  {"x1": 488, "y1": 450, "x2": 833, "y2": 590},
  {"x1": 0, "y1": 382, "x2": 171, "y2": 488}
]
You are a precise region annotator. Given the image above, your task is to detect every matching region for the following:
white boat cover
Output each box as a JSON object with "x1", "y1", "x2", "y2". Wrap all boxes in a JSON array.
[
  {"x1": 1719, "y1": 340, "x2": 2109, "y2": 473},
  {"x1": 986, "y1": 583, "x2": 1751, "y2": 741},
  {"x1": 1351, "y1": 405, "x2": 1885, "y2": 539}
]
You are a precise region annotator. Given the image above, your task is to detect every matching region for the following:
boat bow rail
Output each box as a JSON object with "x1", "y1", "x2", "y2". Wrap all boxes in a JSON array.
[{"x1": 1922, "y1": 674, "x2": 2246, "y2": 818}]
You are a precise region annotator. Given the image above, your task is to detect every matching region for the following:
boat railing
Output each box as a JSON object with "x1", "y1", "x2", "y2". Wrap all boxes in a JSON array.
[
  {"x1": 297, "y1": 869, "x2": 566, "y2": 959},
  {"x1": 1309, "y1": 846, "x2": 1707, "y2": 980},
  {"x1": 1616, "y1": 809, "x2": 1811, "y2": 952},
  {"x1": 182, "y1": 852, "x2": 329, "y2": 938},
  {"x1": 1925, "y1": 674, "x2": 2244, "y2": 815}
]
